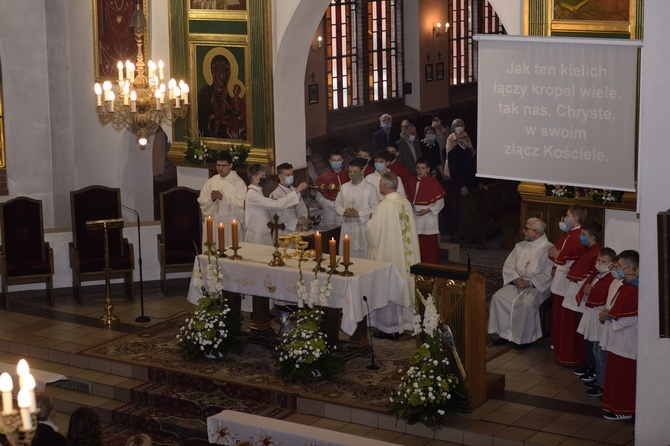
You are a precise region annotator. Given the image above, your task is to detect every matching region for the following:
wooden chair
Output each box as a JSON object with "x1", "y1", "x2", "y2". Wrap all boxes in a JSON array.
[
  {"x1": 69, "y1": 185, "x2": 135, "y2": 304},
  {"x1": 158, "y1": 186, "x2": 201, "y2": 296},
  {"x1": 0, "y1": 197, "x2": 54, "y2": 310}
]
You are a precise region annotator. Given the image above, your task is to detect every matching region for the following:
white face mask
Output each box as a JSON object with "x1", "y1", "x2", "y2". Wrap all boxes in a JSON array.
[
  {"x1": 284, "y1": 175, "x2": 294, "y2": 186},
  {"x1": 408, "y1": 135, "x2": 416, "y2": 142},
  {"x1": 425, "y1": 134, "x2": 436, "y2": 141},
  {"x1": 454, "y1": 126, "x2": 464, "y2": 133},
  {"x1": 596, "y1": 263, "x2": 611, "y2": 274}
]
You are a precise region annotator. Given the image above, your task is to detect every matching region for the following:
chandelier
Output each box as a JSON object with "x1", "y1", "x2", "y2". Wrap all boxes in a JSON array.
[{"x1": 93, "y1": 1, "x2": 189, "y2": 147}]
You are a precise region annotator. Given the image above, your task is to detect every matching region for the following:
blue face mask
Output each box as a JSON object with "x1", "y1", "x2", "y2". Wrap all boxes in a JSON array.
[
  {"x1": 330, "y1": 161, "x2": 343, "y2": 170},
  {"x1": 579, "y1": 234, "x2": 591, "y2": 246},
  {"x1": 559, "y1": 221, "x2": 568, "y2": 232},
  {"x1": 564, "y1": 216, "x2": 575, "y2": 230},
  {"x1": 374, "y1": 162, "x2": 385, "y2": 172},
  {"x1": 524, "y1": 235, "x2": 533, "y2": 242},
  {"x1": 381, "y1": 123, "x2": 391, "y2": 129},
  {"x1": 611, "y1": 268, "x2": 626, "y2": 280}
]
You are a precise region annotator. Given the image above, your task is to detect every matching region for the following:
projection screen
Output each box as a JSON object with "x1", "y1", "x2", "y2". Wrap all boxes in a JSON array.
[{"x1": 475, "y1": 35, "x2": 641, "y2": 191}]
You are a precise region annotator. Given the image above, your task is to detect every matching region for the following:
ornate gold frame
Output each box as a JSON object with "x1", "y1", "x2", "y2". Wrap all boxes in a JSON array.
[
  {"x1": 92, "y1": 0, "x2": 150, "y2": 82},
  {"x1": 188, "y1": 2, "x2": 247, "y2": 21},
  {"x1": 548, "y1": 0, "x2": 637, "y2": 36}
]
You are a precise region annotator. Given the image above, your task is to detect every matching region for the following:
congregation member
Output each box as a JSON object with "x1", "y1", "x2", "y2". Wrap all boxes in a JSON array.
[
  {"x1": 66, "y1": 407, "x2": 103, "y2": 446},
  {"x1": 334, "y1": 158, "x2": 379, "y2": 259},
  {"x1": 365, "y1": 149, "x2": 406, "y2": 200},
  {"x1": 431, "y1": 115, "x2": 448, "y2": 176},
  {"x1": 548, "y1": 205, "x2": 586, "y2": 353},
  {"x1": 244, "y1": 164, "x2": 307, "y2": 245},
  {"x1": 32, "y1": 393, "x2": 67, "y2": 446},
  {"x1": 372, "y1": 113, "x2": 401, "y2": 151},
  {"x1": 366, "y1": 171, "x2": 420, "y2": 337},
  {"x1": 488, "y1": 218, "x2": 554, "y2": 348},
  {"x1": 600, "y1": 250, "x2": 639, "y2": 421},
  {"x1": 575, "y1": 247, "x2": 618, "y2": 397},
  {"x1": 445, "y1": 118, "x2": 478, "y2": 241},
  {"x1": 420, "y1": 126, "x2": 442, "y2": 178},
  {"x1": 314, "y1": 149, "x2": 350, "y2": 226},
  {"x1": 557, "y1": 218, "x2": 602, "y2": 367},
  {"x1": 198, "y1": 151, "x2": 247, "y2": 250},
  {"x1": 356, "y1": 147, "x2": 376, "y2": 176},
  {"x1": 270, "y1": 162, "x2": 311, "y2": 234},
  {"x1": 396, "y1": 122, "x2": 423, "y2": 174},
  {"x1": 385, "y1": 143, "x2": 413, "y2": 185},
  {"x1": 405, "y1": 158, "x2": 446, "y2": 264}
]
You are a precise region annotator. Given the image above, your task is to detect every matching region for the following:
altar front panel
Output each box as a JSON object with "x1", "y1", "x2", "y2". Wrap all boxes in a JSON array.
[{"x1": 187, "y1": 243, "x2": 404, "y2": 335}]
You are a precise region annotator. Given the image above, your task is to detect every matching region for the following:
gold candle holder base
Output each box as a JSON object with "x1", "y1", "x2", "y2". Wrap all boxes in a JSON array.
[
  {"x1": 328, "y1": 265, "x2": 340, "y2": 274},
  {"x1": 204, "y1": 241, "x2": 217, "y2": 257},
  {"x1": 0, "y1": 411, "x2": 39, "y2": 446},
  {"x1": 269, "y1": 248, "x2": 286, "y2": 267},
  {"x1": 229, "y1": 246, "x2": 243, "y2": 260},
  {"x1": 339, "y1": 261, "x2": 354, "y2": 276},
  {"x1": 100, "y1": 312, "x2": 120, "y2": 325},
  {"x1": 217, "y1": 248, "x2": 228, "y2": 259}
]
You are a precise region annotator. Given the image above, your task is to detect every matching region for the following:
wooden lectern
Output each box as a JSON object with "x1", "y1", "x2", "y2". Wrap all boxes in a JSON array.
[
  {"x1": 411, "y1": 263, "x2": 505, "y2": 410},
  {"x1": 86, "y1": 218, "x2": 124, "y2": 325}
]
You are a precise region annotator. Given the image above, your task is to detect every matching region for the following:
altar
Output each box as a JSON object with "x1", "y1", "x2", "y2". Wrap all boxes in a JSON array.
[{"x1": 186, "y1": 243, "x2": 404, "y2": 337}]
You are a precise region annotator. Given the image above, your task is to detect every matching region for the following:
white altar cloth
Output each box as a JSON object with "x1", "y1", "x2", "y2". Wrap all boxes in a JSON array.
[
  {"x1": 186, "y1": 243, "x2": 404, "y2": 335},
  {"x1": 207, "y1": 410, "x2": 395, "y2": 445},
  {"x1": 0, "y1": 362, "x2": 67, "y2": 393}
]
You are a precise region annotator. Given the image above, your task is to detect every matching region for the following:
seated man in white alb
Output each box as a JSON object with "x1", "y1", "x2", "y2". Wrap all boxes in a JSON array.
[{"x1": 487, "y1": 218, "x2": 554, "y2": 348}]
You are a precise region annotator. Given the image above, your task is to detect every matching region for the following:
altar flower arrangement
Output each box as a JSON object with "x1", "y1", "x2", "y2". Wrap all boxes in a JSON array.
[
  {"x1": 184, "y1": 130, "x2": 216, "y2": 165},
  {"x1": 276, "y1": 256, "x2": 344, "y2": 383},
  {"x1": 390, "y1": 294, "x2": 459, "y2": 432},
  {"x1": 228, "y1": 143, "x2": 249, "y2": 170},
  {"x1": 545, "y1": 184, "x2": 576, "y2": 198},
  {"x1": 177, "y1": 252, "x2": 244, "y2": 360},
  {"x1": 588, "y1": 188, "x2": 624, "y2": 204}
]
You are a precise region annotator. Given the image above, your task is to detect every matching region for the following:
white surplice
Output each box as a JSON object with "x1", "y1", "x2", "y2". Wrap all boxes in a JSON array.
[
  {"x1": 365, "y1": 170, "x2": 406, "y2": 201},
  {"x1": 197, "y1": 171, "x2": 247, "y2": 250},
  {"x1": 365, "y1": 192, "x2": 420, "y2": 333},
  {"x1": 487, "y1": 234, "x2": 554, "y2": 344},
  {"x1": 243, "y1": 185, "x2": 301, "y2": 246},
  {"x1": 269, "y1": 183, "x2": 309, "y2": 234},
  {"x1": 334, "y1": 179, "x2": 379, "y2": 259}
]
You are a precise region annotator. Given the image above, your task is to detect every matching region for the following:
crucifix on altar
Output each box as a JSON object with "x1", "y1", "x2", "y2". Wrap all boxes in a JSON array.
[{"x1": 268, "y1": 213, "x2": 286, "y2": 267}]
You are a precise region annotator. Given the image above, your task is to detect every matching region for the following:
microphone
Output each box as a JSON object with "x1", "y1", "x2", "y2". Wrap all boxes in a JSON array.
[
  {"x1": 116, "y1": 202, "x2": 150, "y2": 323},
  {"x1": 362, "y1": 296, "x2": 379, "y2": 371}
]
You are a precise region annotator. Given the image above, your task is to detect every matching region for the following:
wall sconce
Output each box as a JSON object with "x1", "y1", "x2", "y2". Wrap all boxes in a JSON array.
[
  {"x1": 311, "y1": 36, "x2": 323, "y2": 53},
  {"x1": 433, "y1": 22, "x2": 448, "y2": 38}
]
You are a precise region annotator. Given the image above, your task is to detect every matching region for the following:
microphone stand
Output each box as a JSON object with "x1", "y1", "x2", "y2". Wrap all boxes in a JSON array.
[
  {"x1": 362, "y1": 296, "x2": 379, "y2": 371},
  {"x1": 119, "y1": 203, "x2": 150, "y2": 323}
]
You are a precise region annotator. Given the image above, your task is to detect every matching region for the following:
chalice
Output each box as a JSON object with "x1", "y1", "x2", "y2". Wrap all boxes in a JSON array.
[
  {"x1": 278, "y1": 235, "x2": 292, "y2": 259},
  {"x1": 297, "y1": 240, "x2": 310, "y2": 260},
  {"x1": 290, "y1": 233, "x2": 303, "y2": 258}
]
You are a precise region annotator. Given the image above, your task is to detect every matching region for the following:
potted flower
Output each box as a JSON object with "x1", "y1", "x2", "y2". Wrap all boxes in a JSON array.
[{"x1": 184, "y1": 130, "x2": 216, "y2": 165}]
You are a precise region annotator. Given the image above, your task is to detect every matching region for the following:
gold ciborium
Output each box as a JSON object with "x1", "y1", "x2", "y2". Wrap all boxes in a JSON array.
[
  {"x1": 297, "y1": 241, "x2": 309, "y2": 260},
  {"x1": 278, "y1": 235, "x2": 292, "y2": 259},
  {"x1": 290, "y1": 233, "x2": 303, "y2": 258}
]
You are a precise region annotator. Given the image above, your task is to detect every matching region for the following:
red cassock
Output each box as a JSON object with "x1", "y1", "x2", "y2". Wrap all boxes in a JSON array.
[
  {"x1": 387, "y1": 161, "x2": 413, "y2": 186},
  {"x1": 405, "y1": 175, "x2": 446, "y2": 264},
  {"x1": 580, "y1": 272, "x2": 615, "y2": 308},
  {"x1": 553, "y1": 243, "x2": 601, "y2": 366},
  {"x1": 363, "y1": 163, "x2": 375, "y2": 177},
  {"x1": 549, "y1": 228, "x2": 586, "y2": 349},
  {"x1": 314, "y1": 168, "x2": 350, "y2": 202},
  {"x1": 601, "y1": 283, "x2": 638, "y2": 416}
]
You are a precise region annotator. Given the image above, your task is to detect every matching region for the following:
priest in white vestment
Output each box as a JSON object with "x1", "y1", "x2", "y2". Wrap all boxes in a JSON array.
[
  {"x1": 334, "y1": 158, "x2": 379, "y2": 259},
  {"x1": 487, "y1": 218, "x2": 554, "y2": 346},
  {"x1": 365, "y1": 171, "x2": 420, "y2": 334},
  {"x1": 198, "y1": 152, "x2": 247, "y2": 251}
]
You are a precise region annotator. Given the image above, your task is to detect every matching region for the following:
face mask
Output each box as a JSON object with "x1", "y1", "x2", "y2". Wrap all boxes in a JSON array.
[
  {"x1": 579, "y1": 234, "x2": 591, "y2": 246},
  {"x1": 284, "y1": 175, "x2": 294, "y2": 186},
  {"x1": 381, "y1": 123, "x2": 391, "y2": 129},
  {"x1": 564, "y1": 216, "x2": 575, "y2": 230},
  {"x1": 558, "y1": 221, "x2": 568, "y2": 232},
  {"x1": 425, "y1": 134, "x2": 436, "y2": 141},
  {"x1": 374, "y1": 162, "x2": 385, "y2": 172},
  {"x1": 596, "y1": 263, "x2": 610, "y2": 274},
  {"x1": 330, "y1": 161, "x2": 343, "y2": 170},
  {"x1": 259, "y1": 177, "x2": 267, "y2": 188},
  {"x1": 408, "y1": 135, "x2": 416, "y2": 142},
  {"x1": 349, "y1": 172, "x2": 362, "y2": 183},
  {"x1": 611, "y1": 268, "x2": 626, "y2": 281},
  {"x1": 454, "y1": 126, "x2": 464, "y2": 133},
  {"x1": 524, "y1": 235, "x2": 533, "y2": 242},
  {"x1": 432, "y1": 121, "x2": 441, "y2": 127}
]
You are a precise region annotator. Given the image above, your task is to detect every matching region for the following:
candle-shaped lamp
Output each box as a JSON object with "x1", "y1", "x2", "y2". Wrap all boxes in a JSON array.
[
  {"x1": 0, "y1": 372, "x2": 13, "y2": 415},
  {"x1": 314, "y1": 231, "x2": 322, "y2": 259},
  {"x1": 158, "y1": 60, "x2": 165, "y2": 80},
  {"x1": 117, "y1": 61, "x2": 124, "y2": 82},
  {"x1": 17, "y1": 389, "x2": 32, "y2": 431},
  {"x1": 343, "y1": 234, "x2": 350, "y2": 264},
  {"x1": 94, "y1": 83, "x2": 102, "y2": 106},
  {"x1": 174, "y1": 86, "x2": 181, "y2": 108},
  {"x1": 232, "y1": 219, "x2": 239, "y2": 249},
  {"x1": 130, "y1": 90, "x2": 137, "y2": 113},
  {"x1": 108, "y1": 92, "x2": 115, "y2": 112},
  {"x1": 206, "y1": 216, "x2": 213, "y2": 245},
  {"x1": 155, "y1": 89, "x2": 162, "y2": 110},
  {"x1": 329, "y1": 237, "x2": 336, "y2": 268},
  {"x1": 17, "y1": 359, "x2": 29, "y2": 389},
  {"x1": 182, "y1": 84, "x2": 190, "y2": 105},
  {"x1": 102, "y1": 81, "x2": 112, "y2": 101},
  {"x1": 23, "y1": 374, "x2": 36, "y2": 413},
  {"x1": 218, "y1": 223, "x2": 225, "y2": 251}
]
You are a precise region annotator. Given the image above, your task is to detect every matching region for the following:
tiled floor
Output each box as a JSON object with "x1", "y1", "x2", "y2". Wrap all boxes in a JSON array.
[{"x1": 0, "y1": 286, "x2": 635, "y2": 445}]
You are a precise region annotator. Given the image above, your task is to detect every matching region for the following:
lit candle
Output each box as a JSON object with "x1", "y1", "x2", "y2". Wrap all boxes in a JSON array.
[
  {"x1": 182, "y1": 84, "x2": 190, "y2": 105},
  {"x1": 102, "y1": 81, "x2": 112, "y2": 101},
  {"x1": 343, "y1": 234, "x2": 350, "y2": 264},
  {"x1": 18, "y1": 389, "x2": 32, "y2": 430},
  {"x1": 329, "y1": 237, "x2": 336, "y2": 268},
  {"x1": 17, "y1": 359, "x2": 29, "y2": 389},
  {"x1": 108, "y1": 92, "x2": 115, "y2": 112},
  {"x1": 125, "y1": 60, "x2": 132, "y2": 81},
  {"x1": 218, "y1": 223, "x2": 225, "y2": 251},
  {"x1": 117, "y1": 61, "x2": 124, "y2": 82},
  {"x1": 23, "y1": 374, "x2": 36, "y2": 413},
  {"x1": 123, "y1": 81, "x2": 130, "y2": 105},
  {"x1": 314, "y1": 231, "x2": 322, "y2": 260},
  {"x1": 148, "y1": 60, "x2": 156, "y2": 79},
  {"x1": 174, "y1": 86, "x2": 181, "y2": 108},
  {"x1": 160, "y1": 84, "x2": 166, "y2": 104},
  {"x1": 130, "y1": 90, "x2": 137, "y2": 113},
  {"x1": 317, "y1": 36, "x2": 323, "y2": 48},
  {"x1": 94, "y1": 83, "x2": 102, "y2": 106},
  {"x1": 0, "y1": 373, "x2": 13, "y2": 415},
  {"x1": 206, "y1": 216, "x2": 213, "y2": 245},
  {"x1": 128, "y1": 63, "x2": 135, "y2": 83},
  {"x1": 158, "y1": 60, "x2": 165, "y2": 80},
  {"x1": 232, "y1": 219, "x2": 239, "y2": 249},
  {"x1": 155, "y1": 89, "x2": 162, "y2": 110},
  {"x1": 168, "y1": 78, "x2": 176, "y2": 99}
]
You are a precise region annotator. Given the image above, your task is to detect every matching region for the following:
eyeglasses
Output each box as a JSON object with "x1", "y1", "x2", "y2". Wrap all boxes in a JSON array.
[
  {"x1": 523, "y1": 226, "x2": 536, "y2": 232},
  {"x1": 216, "y1": 163, "x2": 231, "y2": 168}
]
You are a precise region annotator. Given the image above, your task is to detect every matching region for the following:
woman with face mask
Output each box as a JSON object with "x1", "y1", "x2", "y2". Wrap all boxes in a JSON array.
[
  {"x1": 420, "y1": 126, "x2": 443, "y2": 178},
  {"x1": 431, "y1": 115, "x2": 448, "y2": 175},
  {"x1": 445, "y1": 118, "x2": 478, "y2": 241}
]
